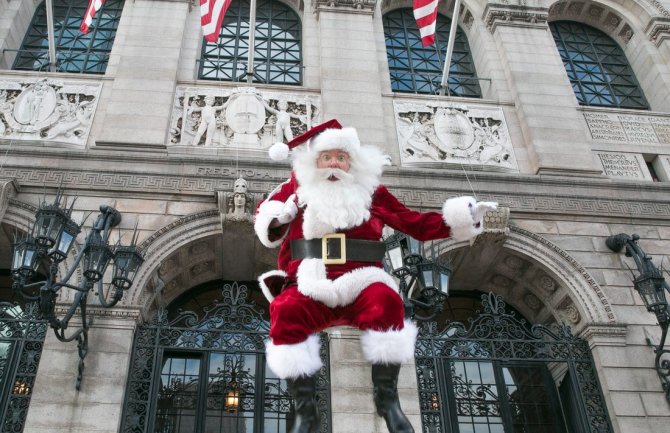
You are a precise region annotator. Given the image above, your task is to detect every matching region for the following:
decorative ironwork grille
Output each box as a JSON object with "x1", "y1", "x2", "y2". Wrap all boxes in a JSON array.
[
  {"x1": 550, "y1": 21, "x2": 648, "y2": 109},
  {"x1": 198, "y1": 0, "x2": 302, "y2": 85},
  {"x1": 416, "y1": 293, "x2": 614, "y2": 433},
  {"x1": 12, "y1": 0, "x2": 124, "y2": 73},
  {"x1": 382, "y1": 8, "x2": 481, "y2": 97},
  {"x1": 0, "y1": 302, "x2": 47, "y2": 433},
  {"x1": 119, "y1": 281, "x2": 331, "y2": 433}
]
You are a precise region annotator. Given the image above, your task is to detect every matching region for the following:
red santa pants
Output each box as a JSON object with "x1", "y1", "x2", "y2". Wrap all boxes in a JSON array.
[{"x1": 269, "y1": 282, "x2": 405, "y2": 345}]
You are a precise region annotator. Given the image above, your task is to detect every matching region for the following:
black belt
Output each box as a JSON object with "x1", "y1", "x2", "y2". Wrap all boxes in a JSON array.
[{"x1": 291, "y1": 235, "x2": 386, "y2": 265}]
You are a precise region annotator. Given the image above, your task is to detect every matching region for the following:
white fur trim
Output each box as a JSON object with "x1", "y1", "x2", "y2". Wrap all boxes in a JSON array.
[
  {"x1": 311, "y1": 127, "x2": 360, "y2": 154},
  {"x1": 266, "y1": 335, "x2": 323, "y2": 379},
  {"x1": 258, "y1": 269, "x2": 287, "y2": 302},
  {"x1": 360, "y1": 320, "x2": 418, "y2": 364},
  {"x1": 269, "y1": 142, "x2": 290, "y2": 161},
  {"x1": 254, "y1": 200, "x2": 289, "y2": 248},
  {"x1": 442, "y1": 196, "x2": 482, "y2": 241},
  {"x1": 297, "y1": 260, "x2": 399, "y2": 308}
]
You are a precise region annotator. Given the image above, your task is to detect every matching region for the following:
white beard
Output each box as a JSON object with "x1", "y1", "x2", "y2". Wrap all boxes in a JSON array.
[
  {"x1": 298, "y1": 168, "x2": 373, "y2": 239},
  {"x1": 292, "y1": 144, "x2": 389, "y2": 240}
]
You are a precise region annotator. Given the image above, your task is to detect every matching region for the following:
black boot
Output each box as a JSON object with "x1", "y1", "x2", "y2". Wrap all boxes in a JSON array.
[
  {"x1": 372, "y1": 364, "x2": 415, "y2": 433},
  {"x1": 287, "y1": 375, "x2": 320, "y2": 433}
]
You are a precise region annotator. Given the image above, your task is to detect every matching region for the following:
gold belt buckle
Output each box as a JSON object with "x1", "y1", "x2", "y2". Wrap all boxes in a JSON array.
[{"x1": 322, "y1": 233, "x2": 346, "y2": 265}]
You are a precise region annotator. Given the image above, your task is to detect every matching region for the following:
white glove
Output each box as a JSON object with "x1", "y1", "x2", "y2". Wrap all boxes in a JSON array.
[
  {"x1": 276, "y1": 194, "x2": 298, "y2": 224},
  {"x1": 471, "y1": 201, "x2": 498, "y2": 225}
]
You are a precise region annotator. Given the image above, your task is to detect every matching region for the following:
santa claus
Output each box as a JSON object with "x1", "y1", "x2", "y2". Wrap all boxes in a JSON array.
[{"x1": 254, "y1": 120, "x2": 496, "y2": 433}]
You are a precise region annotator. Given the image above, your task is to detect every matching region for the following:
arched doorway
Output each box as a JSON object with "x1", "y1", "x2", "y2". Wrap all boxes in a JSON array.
[{"x1": 119, "y1": 280, "x2": 331, "y2": 433}]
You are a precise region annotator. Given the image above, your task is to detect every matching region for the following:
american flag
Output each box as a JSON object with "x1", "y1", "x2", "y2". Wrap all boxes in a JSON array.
[
  {"x1": 413, "y1": 0, "x2": 439, "y2": 46},
  {"x1": 80, "y1": 0, "x2": 105, "y2": 34},
  {"x1": 200, "y1": 0, "x2": 233, "y2": 43}
]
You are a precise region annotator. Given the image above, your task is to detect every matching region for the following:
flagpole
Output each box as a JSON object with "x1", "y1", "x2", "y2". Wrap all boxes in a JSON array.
[
  {"x1": 438, "y1": 0, "x2": 461, "y2": 96},
  {"x1": 45, "y1": 0, "x2": 58, "y2": 72},
  {"x1": 246, "y1": 0, "x2": 257, "y2": 83}
]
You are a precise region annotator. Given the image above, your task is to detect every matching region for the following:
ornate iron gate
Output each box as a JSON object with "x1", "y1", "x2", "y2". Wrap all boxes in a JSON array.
[
  {"x1": 415, "y1": 293, "x2": 614, "y2": 433},
  {"x1": 0, "y1": 302, "x2": 47, "y2": 433},
  {"x1": 119, "y1": 281, "x2": 331, "y2": 433}
]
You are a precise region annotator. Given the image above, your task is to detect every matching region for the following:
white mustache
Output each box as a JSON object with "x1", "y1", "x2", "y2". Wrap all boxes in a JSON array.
[{"x1": 316, "y1": 168, "x2": 354, "y2": 182}]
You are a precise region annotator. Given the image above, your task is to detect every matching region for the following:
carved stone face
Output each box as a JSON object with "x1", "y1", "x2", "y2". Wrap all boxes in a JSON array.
[
  {"x1": 277, "y1": 100, "x2": 288, "y2": 110},
  {"x1": 204, "y1": 96, "x2": 215, "y2": 106},
  {"x1": 233, "y1": 193, "x2": 246, "y2": 210}
]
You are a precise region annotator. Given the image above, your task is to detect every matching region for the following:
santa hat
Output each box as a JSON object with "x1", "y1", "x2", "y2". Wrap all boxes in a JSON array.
[{"x1": 268, "y1": 119, "x2": 361, "y2": 161}]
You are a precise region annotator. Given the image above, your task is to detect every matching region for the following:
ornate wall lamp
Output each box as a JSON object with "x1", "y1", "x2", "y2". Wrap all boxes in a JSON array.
[
  {"x1": 606, "y1": 233, "x2": 670, "y2": 402},
  {"x1": 383, "y1": 232, "x2": 451, "y2": 321},
  {"x1": 11, "y1": 191, "x2": 144, "y2": 389}
]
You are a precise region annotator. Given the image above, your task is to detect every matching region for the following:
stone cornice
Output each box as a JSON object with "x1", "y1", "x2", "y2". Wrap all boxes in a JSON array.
[
  {"x1": 3, "y1": 161, "x2": 670, "y2": 221},
  {"x1": 312, "y1": 0, "x2": 376, "y2": 15},
  {"x1": 646, "y1": 17, "x2": 670, "y2": 46},
  {"x1": 483, "y1": 3, "x2": 549, "y2": 33}
]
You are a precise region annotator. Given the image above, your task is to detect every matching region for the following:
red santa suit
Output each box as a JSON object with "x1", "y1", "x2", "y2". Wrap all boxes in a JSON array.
[{"x1": 255, "y1": 125, "x2": 486, "y2": 380}]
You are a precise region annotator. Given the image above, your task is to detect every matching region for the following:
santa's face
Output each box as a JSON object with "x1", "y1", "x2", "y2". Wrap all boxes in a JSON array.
[{"x1": 316, "y1": 150, "x2": 351, "y2": 176}]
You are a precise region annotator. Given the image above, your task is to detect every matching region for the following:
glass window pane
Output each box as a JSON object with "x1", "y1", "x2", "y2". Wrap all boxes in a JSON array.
[
  {"x1": 550, "y1": 20, "x2": 648, "y2": 109},
  {"x1": 382, "y1": 8, "x2": 481, "y2": 97},
  {"x1": 155, "y1": 355, "x2": 201, "y2": 433},
  {"x1": 12, "y1": 0, "x2": 123, "y2": 74},
  {"x1": 199, "y1": 0, "x2": 302, "y2": 85}
]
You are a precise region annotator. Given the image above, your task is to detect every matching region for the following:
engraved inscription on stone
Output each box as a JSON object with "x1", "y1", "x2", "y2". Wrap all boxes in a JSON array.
[
  {"x1": 650, "y1": 117, "x2": 670, "y2": 143},
  {"x1": 393, "y1": 101, "x2": 518, "y2": 171},
  {"x1": 583, "y1": 112, "x2": 626, "y2": 141},
  {"x1": 620, "y1": 116, "x2": 659, "y2": 144},
  {"x1": 596, "y1": 152, "x2": 651, "y2": 180},
  {"x1": 584, "y1": 111, "x2": 670, "y2": 144}
]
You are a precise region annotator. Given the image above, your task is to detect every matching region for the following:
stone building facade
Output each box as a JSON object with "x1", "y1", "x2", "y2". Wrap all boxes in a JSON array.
[{"x1": 1, "y1": 0, "x2": 670, "y2": 432}]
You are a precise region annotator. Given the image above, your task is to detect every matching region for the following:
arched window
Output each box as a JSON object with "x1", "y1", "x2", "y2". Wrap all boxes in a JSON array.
[
  {"x1": 12, "y1": 0, "x2": 124, "y2": 74},
  {"x1": 199, "y1": 0, "x2": 302, "y2": 85},
  {"x1": 550, "y1": 21, "x2": 648, "y2": 109},
  {"x1": 382, "y1": 8, "x2": 481, "y2": 97},
  {"x1": 416, "y1": 292, "x2": 615, "y2": 433},
  {"x1": 119, "y1": 281, "x2": 331, "y2": 433}
]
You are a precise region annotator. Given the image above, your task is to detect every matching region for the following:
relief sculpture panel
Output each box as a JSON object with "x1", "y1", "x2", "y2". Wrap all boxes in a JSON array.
[
  {"x1": 393, "y1": 101, "x2": 518, "y2": 171},
  {"x1": 169, "y1": 86, "x2": 320, "y2": 152},
  {"x1": 0, "y1": 77, "x2": 100, "y2": 146}
]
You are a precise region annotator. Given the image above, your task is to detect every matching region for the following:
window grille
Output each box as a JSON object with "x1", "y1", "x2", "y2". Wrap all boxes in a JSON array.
[
  {"x1": 416, "y1": 292, "x2": 614, "y2": 433},
  {"x1": 12, "y1": 0, "x2": 124, "y2": 74},
  {"x1": 0, "y1": 302, "x2": 47, "y2": 433},
  {"x1": 382, "y1": 8, "x2": 481, "y2": 97},
  {"x1": 198, "y1": 0, "x2": 302, "y2": 85},
  {"x1": 119, "y1": 281, "x2": 331, "y2": 433},
  {"x1": 550, "y1": 21, "x2": 648, "y2": 109}
]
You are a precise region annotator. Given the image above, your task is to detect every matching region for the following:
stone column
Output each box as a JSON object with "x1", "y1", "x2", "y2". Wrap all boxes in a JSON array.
[
  {"x1": 484, "y1": 4, "x2": 602, "y2": 177},
  {"x1": 327, "y1": 327, "x2": 421, "y2": 433},
  {"x1": 313, "y1": 0, "x2": 387, "y2": 149},
  {"x1": 92, "y1": 0, "x2": 189, "y2": 146},
  {"x1": 0, "y1": 0, "x2": 34, "y2": 69},
  {"x1": 23, "y1": 312, "x2": 139, "y2": 433}
]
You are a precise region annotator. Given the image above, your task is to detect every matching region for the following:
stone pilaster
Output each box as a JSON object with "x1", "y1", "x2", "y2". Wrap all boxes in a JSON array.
[
  {"x1": 0, "y1": 0, "x2": 34, "y2": 70},
  {"x1": 314, "y1": 0, "x2": 387, "y2": 149},
  {"x1": 23, "y1": 311, "x2": 140, "y2": 433},
  {"x1": 92, "y1": 0, "x2": 190, "y2": 147},
  {"x1": 484, "y1": 3, "x2": 602, "y2": 177}
]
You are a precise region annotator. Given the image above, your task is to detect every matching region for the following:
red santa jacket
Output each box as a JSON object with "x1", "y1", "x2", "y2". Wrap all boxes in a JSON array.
[{"x1": 254, "y1": 173, "x2": 478, "y2": 307}]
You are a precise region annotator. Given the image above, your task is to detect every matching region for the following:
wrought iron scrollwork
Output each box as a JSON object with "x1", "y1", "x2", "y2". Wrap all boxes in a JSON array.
[
  {"x1": 416, "y1": 292, "x2": 615, "y2": 433},
  {"x1": 119, "y1": 281, "x2": 331, "y2": 433},
  {"x1": 0, "y1": 302, "x2": 47, "y2": 433}
]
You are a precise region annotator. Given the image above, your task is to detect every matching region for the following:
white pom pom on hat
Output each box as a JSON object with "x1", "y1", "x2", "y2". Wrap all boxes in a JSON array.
[{"x1": 268, "y1": 119, "x2": 360, "y2": 161}]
